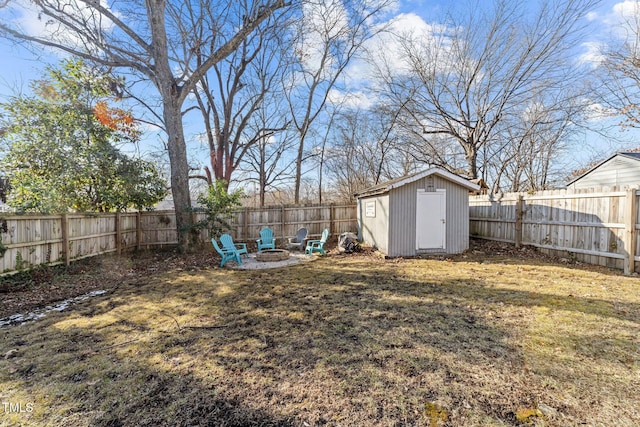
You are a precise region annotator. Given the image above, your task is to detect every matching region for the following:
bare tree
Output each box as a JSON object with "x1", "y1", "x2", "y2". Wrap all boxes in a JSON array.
[
  {"x1": 488, "y1": 90, "x2": 581, "y2": 192},
  {"x1": 324, "y1": 106, "x2": 414, "y2": 201},
  {"x1": 284, "y1": 0, "x2": 392, "y2": 203},
  {"x1": 380, "y1": 0, "x2": 599, "y2": 184},
  {"x1": 188, "y1": 14, "x2": 291, "y2": 191},
  {"x1": 594, "y1": 2, "x2": 640, "y2": 128},
  {"x1": 0, "y1": 0, "x2": 289, "y2": 250},
  {"x1": 240, "y1": 108, "x2": 296, "y2": 206}
]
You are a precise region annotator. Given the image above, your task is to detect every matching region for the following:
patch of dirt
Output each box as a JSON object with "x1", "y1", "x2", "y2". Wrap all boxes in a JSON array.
[
  {"x1": 0, "y1": 249, "x2": 217, "y2": 319},
  {"x1": 455, "y1": 237, "x2": 581, "y2": 264}
]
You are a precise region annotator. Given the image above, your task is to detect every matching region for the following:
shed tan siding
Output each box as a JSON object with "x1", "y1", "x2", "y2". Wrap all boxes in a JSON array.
[
  {"x1": 571, "y1": 156, "x2": 640, "y2": 189},
  {"x1": 357, "y1": 194, "x2": 390, "y2": 254},
  {"x1": 388, "y1": 176, "x2": 470, "y2": 256}
]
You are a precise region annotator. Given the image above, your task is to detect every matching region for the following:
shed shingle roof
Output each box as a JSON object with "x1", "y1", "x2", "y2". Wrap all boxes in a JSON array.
[{"x1": 354, "y1": 167, "x2": 480, "y2": 198}]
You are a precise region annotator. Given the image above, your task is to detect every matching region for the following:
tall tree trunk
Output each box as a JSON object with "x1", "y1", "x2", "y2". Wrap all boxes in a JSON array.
[
  {"x1": 148, "y1": 0, "x2": 195, "y2": 251},
  {"x1": 294, "y1": 141, "x2": 303, "y2": 204},
  {"x1": 464, "y1": 143, "x2": 478, "y2": 179},
  {"x1": 163, "y1": 94, "x2": 195, "y2": 251}
]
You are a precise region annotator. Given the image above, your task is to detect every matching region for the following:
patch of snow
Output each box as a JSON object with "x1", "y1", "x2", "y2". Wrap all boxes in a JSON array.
[{"x1": 0, "y1": 290, "x2": 106, "y2": 327}]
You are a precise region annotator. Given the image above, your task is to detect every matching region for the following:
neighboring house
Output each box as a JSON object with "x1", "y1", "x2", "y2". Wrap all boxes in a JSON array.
[
  {"x1": 354, "y1": 167, "x2": 480, "y2": 257},
  {"x1": 567, "y1": 152, "x2": 640, "y2": 189},
  {"x1": 470, "y1": 178, "x2": 489, "y2": 195}
]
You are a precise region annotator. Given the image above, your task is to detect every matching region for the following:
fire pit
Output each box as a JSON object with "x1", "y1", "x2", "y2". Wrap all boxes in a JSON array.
[{"x1": 256, "y1": 249, "x2": 290, "y2": 262}]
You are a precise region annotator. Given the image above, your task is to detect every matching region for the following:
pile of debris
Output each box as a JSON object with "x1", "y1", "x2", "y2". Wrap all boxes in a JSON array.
[{"x1": 337, "y1": 232, "x2": 361, "y2": 254}]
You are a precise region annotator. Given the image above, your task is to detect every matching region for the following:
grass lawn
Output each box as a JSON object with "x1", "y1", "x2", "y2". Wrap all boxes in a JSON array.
[{"x1": 0, "y1": 243, "x2": 639, "y2": 426}]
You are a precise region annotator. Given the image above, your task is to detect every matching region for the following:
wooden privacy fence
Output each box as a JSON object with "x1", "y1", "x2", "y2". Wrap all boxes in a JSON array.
[
  {"x1": 0, "y1": 211, "x2": 179, "y2": 274},
  {"x1": 0, "y1": 204, "x2": 357, "y2": 274},
  {"x1": 469, "y1": 187, "x2": 640, "y2": 274},
  {"x1": 229, "y1": 203, "x2": 356, "y2": 243}
]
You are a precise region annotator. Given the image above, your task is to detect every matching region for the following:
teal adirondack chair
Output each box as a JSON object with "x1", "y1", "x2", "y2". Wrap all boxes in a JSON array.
[
  {"x1": 305, "y1": 229, "x2": 329, "y2": 255},
  {"x1": 256, "y1": 227, "x2": 276, "y2": 251},
  {"x1": 211, "y1": 238, "x2": 242, "y2": 267},
  {"x1": 220, "y1": 234, "x2": 248, "y2": 258}
]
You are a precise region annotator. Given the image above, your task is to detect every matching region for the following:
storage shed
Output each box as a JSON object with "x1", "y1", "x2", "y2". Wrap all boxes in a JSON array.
[
  {"x1": 355, "y1": 168, "x2": 480, "y2": 257},
  {"x1": 567, "y1": 152, "x2": 640, "y2": 189}
]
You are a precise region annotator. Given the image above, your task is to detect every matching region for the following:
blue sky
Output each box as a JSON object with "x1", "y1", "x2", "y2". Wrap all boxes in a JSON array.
[{"x1": 0, "y1": 0, "x2": 639, "y2": 171}]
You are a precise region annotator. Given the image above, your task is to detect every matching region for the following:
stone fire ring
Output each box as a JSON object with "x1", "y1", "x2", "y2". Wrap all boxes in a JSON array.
[{"x1": 256, "y1": 249, "x2": 290, "y2": 262}]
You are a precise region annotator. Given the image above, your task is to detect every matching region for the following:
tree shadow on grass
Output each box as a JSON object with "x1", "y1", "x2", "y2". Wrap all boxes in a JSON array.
[
  {"x1": 2, "y1": 257, "x2": 638, "y2": 426},
  {"x1": 1, "y1": 265, "x2": 520, "y2": 426},
  {"x1": 1, "y1": 322, "x2": 297, "y2": 427},
  {"x1": 190, "y1": 265, "x2": 534, "y2": 424}
]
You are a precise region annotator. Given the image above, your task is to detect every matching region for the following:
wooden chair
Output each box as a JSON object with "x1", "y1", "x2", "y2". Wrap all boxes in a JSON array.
[
  {"x1": 256, "y1": 227, "x2": 276, "y2": 251},
  {"x1": 211, "y1": 238, "x2": 242, "y2": 267},
  {"x1": 220, "y1": 234, "x2": 248, "y2": 258},
  {"x1": 305, "y1": 229, "x2": 329, "y2": 255},
  {"x1": 287, "y1": 227, "x2": 308, "y2": 251}
]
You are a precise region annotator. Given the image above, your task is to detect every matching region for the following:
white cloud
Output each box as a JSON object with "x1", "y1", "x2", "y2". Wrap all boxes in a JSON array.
[
  {"x1": 331, "y1": 12, "x2": 453, "y2": 109},
  {"x1": 584, "y1": 101, "x2": 615, "y2": 122},
  {"x1": 340, "y1": 12, "x2": 442, "y2": 91},
  {"x1": 5, "y1": 0, "x2": 116, "y2": 55},
  {"x1": 577, "y1": 1, "x2": 640, "y2": 67},
  {"x1": 612, "y1": 0, "x2": 640, "y2": 17},
  {"x1": 586, "y1": 11, "x2": 599, "y2": 21},
  {"x1": 327, "y1": 88, "x2": 377, "y2": 109},
  {"x1": 295, "y1": 1, "x2": 416, "y2": 108},
  {"x1": 370, "y1": 12, "x2": 442, "y2": 76},
  {"x1": 296, "y1": 0, "x2": 350, "y2": 74},
  {"x1": 597, "y1": 1, "x2": 640, "y2": 38},
  {"x1": 578, "y1": 41, "x2": 606, "y2": 66}
]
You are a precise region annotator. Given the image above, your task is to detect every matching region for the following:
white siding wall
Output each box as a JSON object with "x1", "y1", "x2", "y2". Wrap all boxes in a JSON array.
[
  {"x1": 358, "y1": 194, "x2": 390, "y2": 254},
  {"x1": 571, "y1": 156, "x2": 640, "y2": 189}
]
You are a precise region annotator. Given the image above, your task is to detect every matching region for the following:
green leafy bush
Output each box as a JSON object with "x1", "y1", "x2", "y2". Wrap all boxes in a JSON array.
[{"x1": 191, "y1": 180, "x2": 244, "y2": 239}]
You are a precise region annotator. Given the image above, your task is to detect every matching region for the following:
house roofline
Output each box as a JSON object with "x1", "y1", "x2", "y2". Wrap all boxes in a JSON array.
[{"x1": 566, "y1": 152, "x2": 640, "y2": 186}]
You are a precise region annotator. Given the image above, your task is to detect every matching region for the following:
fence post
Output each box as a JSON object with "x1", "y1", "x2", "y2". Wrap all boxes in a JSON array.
[
  {"x1": 515, "y1": 195, "x2": 524, "y2": 248},
  {"x1": 281, "y1": 205, "x2": 286, "y2": 242},
  {"x1": 115, "y1": 212, "x2": 122, "y2": 255},
  {"x1": 61, "y1": 213, "x2": 70, "y2": 266},
  {"x1": 624, "y1": 189, "x2": 637, "y2": 275},
  {"x1": 243, "y1": 207, "x2": 249, "y2": 240},
  {"x1": 329, "y1": 203, "x2": 335, "y2": 236},
  {"x1": 136, "y1": 211, "x2": 142, "y2": 251}
]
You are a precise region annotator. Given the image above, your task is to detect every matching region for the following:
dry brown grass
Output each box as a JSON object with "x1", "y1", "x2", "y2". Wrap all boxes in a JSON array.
[{"x1": 1, "y1": 246, "x2": 639, "y2": 426}]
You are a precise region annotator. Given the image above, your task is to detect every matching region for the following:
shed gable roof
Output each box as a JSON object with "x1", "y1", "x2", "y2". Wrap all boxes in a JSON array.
[
  {"x1": 354, "y1": 167, "x2": 480, "y2": 198},
  {"x1": 567, "y1": 152, "x2": 640, "y2": 186}
]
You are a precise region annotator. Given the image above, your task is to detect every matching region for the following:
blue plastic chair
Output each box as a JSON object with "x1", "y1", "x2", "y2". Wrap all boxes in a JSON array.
[
  {"x1": 220, "y1": 234, "x2": 248, "y2": 258},
  {"x1": 211, "y1": 238, "x2": 242, "y2": 267},
  {"x1": 256, "y1": 227, "x2": 276, "y2": 251},
  {"x1": 305, "y1": 229, "x2": 329, "y2": 255}
]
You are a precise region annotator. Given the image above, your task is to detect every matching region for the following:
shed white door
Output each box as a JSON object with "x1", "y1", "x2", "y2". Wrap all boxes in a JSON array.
[{"x1": 416, "y1": 189, "x2": 446, "y2": 250}]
